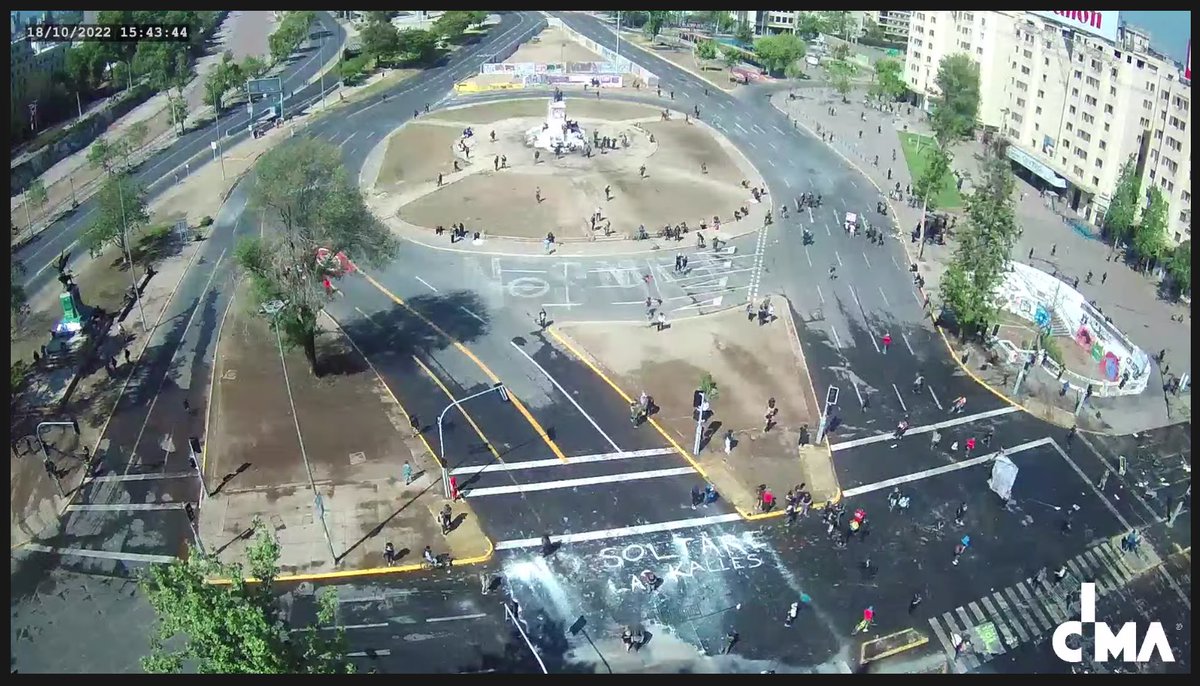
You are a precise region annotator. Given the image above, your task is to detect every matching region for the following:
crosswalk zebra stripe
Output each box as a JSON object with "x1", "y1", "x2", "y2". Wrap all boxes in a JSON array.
[
  {"x1": 1081, "y1": 550, "x2": 1114, "y2": 593},
  {"x1": 1094, "y1": 544, "x2": 1133, "y2": 584},
  {"x1": 1065, "y1": 559, "x2": 1091, "y2": 587},
  {"x1": 1003, "y1": 585, "x2": 1043, "y2": 634},
  {"x1": 940, "y1": 612, "x2": 981, "y2": 670},
  {"x1": 927, "y1": 616, "x2": 965, "y2": 673},
  {"x1": 1103, "y1": 541, "x2": 1140, "y2": 578},
  {"x1": 965, "y1": 602, "x2": 1005, "y2": 655},
  {"x1": 980, "y1": 594, "x2": 1019, "y2": 647},
  {"x1": 1028, "y1": 583, "x2": 1067, "y2": 624},
  {"x1": 956, "y1": 606, "x2": 988, "y2": 653},
  {"x1": 1023, "y1": 582, "x2": 1059, "y2": 632},
  {"x1": 989, "y1": 591, "x2": 1030, "y2": 642}
]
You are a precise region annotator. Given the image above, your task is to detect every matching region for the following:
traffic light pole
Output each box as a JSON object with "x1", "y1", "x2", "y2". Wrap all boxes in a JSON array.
[
  {"x1": 815, "y1": 386, "x2": 840, "y2": 444},
  {"x1": 437, "y1": 383, "x2": 511, "y2": 498},
  {"x1": 184, "y1": 503, "x2": 207, "y2": 556}
]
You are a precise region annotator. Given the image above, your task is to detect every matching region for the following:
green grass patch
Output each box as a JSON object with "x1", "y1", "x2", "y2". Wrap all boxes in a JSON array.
[{"x1": 898, "y1": 132, "x2": 963, "y2": 210}]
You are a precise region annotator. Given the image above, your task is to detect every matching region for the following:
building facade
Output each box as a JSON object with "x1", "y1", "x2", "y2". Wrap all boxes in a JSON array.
[
  {"x1": 10, "y1": 11, "x2": 76, "y2": 135},
  {"x1": 867, "y1": 11, "x2": 912, "y2": 45},
  {"x1": 904, "y1": 11, "x2": 1191, "y2": 245}
]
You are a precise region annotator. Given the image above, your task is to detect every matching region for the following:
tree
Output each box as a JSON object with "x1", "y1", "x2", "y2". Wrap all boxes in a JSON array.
[
  {"x1": 753, "y1": 33, "x2": 806, "y2": 76},
  {"x1": 870, "y1": 57, "x2": 906, "y2": 102},
  {"x1": 795, "y1": 12, "x2": 824, "y2": 41},
  {"x1": 433, "y1": 11, "x2": 472, "y2": 41},
  {"x1": 465, "y1": 10, "x2": 488, "y2": 28},
  {"x1": 88, "y1": 136, "x2": 129, "y2": 175},
  {"x1": 241, "y1": 55, "x2": 268, "y2": 80},
  {"x1": 911, "y1": 143, "x2": 953, "y2": 258},
  {"x1": 241, "y1": 138, "x2": 399, "y2": 374},
  {"x1": 361, "y1": 16, "x2": 400, "y2": 63},
  {"x1": 930, "y1": 53, "x2": 981, "y2": 148},
  {"x1": 784, "y1": 60, "x2": 806, "y2": 80},
  {"x1": 397, "y1": 29, "x2": 440, "y2": 65},
  {"x1": 203, "y1": 70, "x2": 226, "y2": 110},
  {"x1": 1102, "y1": 159, "x2": 1140, "y2": 254},
  {"x1": 140, "y1": 523, "x2": 353, "y2": 673},
  {"x1": 827, "y1": 60, "x2": 854, "y2": 102},
  {"x1": 84, "y1": 172, "x2": 149, "y2": 258},
  {"x1": 721, "y1": 46, "x2": 740, "y2": 71},
  {"x1": 26, "y1": 179, "x2": 48, "y2": 221},
  {"x1": 735, "y1": 19, "x2": 754, "y2": 44},
  {"x1": 695, "y1": 39, "x2": 719, "y2": 61},
  {"x1": 939, "y1": 141, "x2": 1021, "y2": 339},
  {"x1": 830, "y1": 42, "x2": 850, "y2": 62},
  {"x1": 700, "y1": 10, "x2": 734, "y2": 34},
  {"x1": 820, "y1": 11, "x2": 851, "y2": 40},
  {"x1": 644, "y1": 11, "x2": 670, "y2": 40},
  {"x1": 1165, "y1": 240, "x2": 1191, "y2": 295},
  {"x1": 1132, "y1": 186, "x2": 1169, "y2": 270},
  {"x1": 11, "y1": 259, "x2": 29, "y2": 326}
]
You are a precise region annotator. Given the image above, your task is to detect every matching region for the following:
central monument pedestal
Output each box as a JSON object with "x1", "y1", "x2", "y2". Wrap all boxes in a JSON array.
[{"x1": 525, "y1": 96, "x2": 587, "y2": 153}]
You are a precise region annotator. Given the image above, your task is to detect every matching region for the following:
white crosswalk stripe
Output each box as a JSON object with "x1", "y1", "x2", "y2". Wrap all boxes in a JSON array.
[{"x1": 927, "y1": 540, "x2": 1158, "y2": 672}]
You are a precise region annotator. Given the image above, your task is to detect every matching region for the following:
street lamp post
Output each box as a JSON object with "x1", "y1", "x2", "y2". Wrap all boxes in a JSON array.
[
  {"x1": 261, "y1": 299, "x2": 338, "y2": 565},
  {"x1": 116, "y1": 178, "x2": 149, "y2": 332},
  {"x1": 436, "y1": 383, "x2": 511, "y2": 498}
]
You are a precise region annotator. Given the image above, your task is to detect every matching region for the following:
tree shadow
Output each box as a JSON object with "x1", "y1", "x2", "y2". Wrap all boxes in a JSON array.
[{"x1": 337, "y1": 472, "x2": 441, "y2": 562}]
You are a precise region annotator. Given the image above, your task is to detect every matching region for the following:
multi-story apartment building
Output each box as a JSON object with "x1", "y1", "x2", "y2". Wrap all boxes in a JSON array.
[
  {"x1": 905, "y1": 11, "x2": 1191, "y2": 246},
  {"x1": 868, "y1": 11, "x2": 912, "y2": 45},
  {"x1": 735, "y1": 11, "x2": 869, "y2": 39}
]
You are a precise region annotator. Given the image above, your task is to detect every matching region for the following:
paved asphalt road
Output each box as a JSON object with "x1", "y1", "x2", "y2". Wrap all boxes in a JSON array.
[
  {"x1": 14, "y1": 13, "x2": 346, "y2": 296},
  {"x1": 11, "y1": 11, "x2": 1189, "y2": 674}
]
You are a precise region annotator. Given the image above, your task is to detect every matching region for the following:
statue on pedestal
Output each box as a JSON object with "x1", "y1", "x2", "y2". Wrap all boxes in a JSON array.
[{"x1": 51, "y1": 251, "x2": 90, "y2": 337}]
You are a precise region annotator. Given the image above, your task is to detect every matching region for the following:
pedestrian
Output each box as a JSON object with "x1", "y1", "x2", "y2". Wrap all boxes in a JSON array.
[
  {"x1": 1052, "y1": 565, "x2": 1068, "y2": 584},
  {"x1": 881, "y1": 332, "x2": 892, "y2": 353},
  {"x1": 501, "y1": 155, "x2": 507, "y2": 168},
  {"x1": 760, "y1": 487, "x2": 775, "y2": 512},
  {"x1": 449, "y1": 475, "x2": 461, "y2": 501},
  {"x1": 691, "y1": 485, "x2": 703, "y2": 509},
  {"x1": 541, "y1": 533, "x2": 554, "y2": 557},
  {"x1": 964, "y1": 436, "x2": 976, "y2": 457},
  {"x1": 930, "y1": 430, "x2": 942, "y2": 449},
  {"x1": 1051, "y1": 243, "x2": 1057, "y2": 256},
  {"x1": 1101, "y1": 271, "x2": 1108, "y2": 284},
  {"x1": 675, "y1": 253, "x2": 683, "y2": 272},
  {"x1": 640, "y1": 165, "x2": 646, "y2": 178},
  {"x1": 440, "y1": 504, "x2": 453, "y2": 535},
  {"x1": 1028, "y1": 247, "x2": 1034, "y2": 260},
  {"x1": 955, "y1": 502, "x2": 967, "y2": 526},
  {"x1": 183, "y1": 399, "x2": 191, "y2": 414},
  {"x1": 604, "y1": 184, "x2": 612, "y2": 200},
  {"x1": 764, "y1": 397, "x2": 778, "y2": 432},
  {"x1": 1073, "y1": 276, "x2": 1079, "y2": 289},
  {"x1": 829, "y1": 265, "x2": 837, "y2": 279},
  {"x1": 1085, "y1": 270, "x2": 1093, "y2": 284},
  {"x1": 798, "y1": 488, "x2": 812, "y2": 518},
  {"x1": 746, "y1": 301, "x2": 755, "y2": 322},
  {"x1": 535, "y1": 186, "x2": 543, "y2": 203},
  {"x1": 724, "y1": 429, "x2": 733, "y2": 455},
  {"x1": 982, "y1": 428, "x2": 994, "y2": 447},
  {"x1": 494, "y1": 155, "x2": 500, "y2": 171},
  {"x1": 402, "y1": 461, "x2": 413, "y2": 485},
  {"x1": 722, "y1": 630, "x2": 738, "y2": 654},
  {"x1": 908, "y1": 592, "x2": 923, "y2": 614},
  {"x1": 1066, "y1": 425, "x2": 1077, "y2": 448},
  {"x1": 951, "y1": 535, "x2": 969, "y2": 566},
  {"x1": 630, "y1": 400, "x2": 642, "y2": 426},
  {"x1": 124, "y1": 349, "x2": 131, "y2": 364},
  {"x1": 656, "y1": 311, "x2": 667, "y2": 332},
  {"x1": 912, "y1": 373, "x2": 924, "y2": 393},
  {"x1": 384, "y1": 541, "x2": 397, "y2": 566},
  {"x1": 785, "y1": 502, "x2": 798, "y2": 525}
]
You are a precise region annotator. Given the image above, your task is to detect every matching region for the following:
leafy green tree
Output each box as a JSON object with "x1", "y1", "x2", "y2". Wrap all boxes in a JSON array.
[
  {"x1": 700, "y1": 10, "x2": 734, "y2": 34},
  {"x1": 820, "y1": 11, "x2": 851, "y2": 39},
  {"x1": 784, "y1": 59, "x2": 807, "y2": 80},
  {"x1": 1165, "y1": 240, "x2": 1191, "y2": 295},
  {"x1": 735, "y1": 20, "x2": 754, "y2": 44},
  {"x1": 930, "y1": 53, "x2": 981, "y2": 148},
  {"x1": 795, "y1": 12, "x2": 825, "y2": 40},
  {"x1": 911, "y1": 144, "x2": 953, "y2": 258},
  {"x1": 721, "y1": 46, "x2": 740, "y2": 71},
  {"x1": 11, "y1": 259, "x2": 29, "y2": 326},
  {"x1": 433, "y1": 11, "x2": 472, "y2": 41},
  {"x1": 870, "y1": 57, "x2": 906, "y2": 102},
  {"x1": 643, "y1": 11, "x2": 670, "y2": 40},
  {"x1": 827, "y1": 60, "x2": 854, "y2": 102},
  {"x1": 26, "y1": 179, "x2": 48, "y2": 221},
  {"x1": 695, "y1": 39, "x2": 719, "y2": 61},
  {"x1": 88, "y1": 136, "x2": 129, "y2": 175},
  {"x1": 84, "y1": 172, "x2": 149, "y2": 258},
  {"x1": 753, "y1": 33, "x2": 806, "y2": 76},
  {"x1": 240, "y1": 138, "x2": 399, "y2": 374},
  {"x1": 241, "y1": 55, "x2": 268, "y2": 80},
  {"x1": 830, "y1": 42, "x2": 850, "y2": 62},
  {"x1": 140, "y1": 523, "x2": 353, "y2": 673},
  {"x1": 65, "y1": 42, "x2": 109, "y2": 92},
  {"x1": 397, "y1": 29, "x2": 440, "y2": 65},
  {"x1": 465, "y1": 10, "x2": 488, "y2": 28},
  {"x1": 939, "y1": 141, "x2": 1020, "y2": 339},
  {"x1": 361, "y1": 16, "x2": 400, "y2": 63},
  {"x1": 1132, "y1": 186, "x2": 1169, "y2": 270},
  {"x1": 1102, "y1": 159, "x2": 1140, "y2": 255}
]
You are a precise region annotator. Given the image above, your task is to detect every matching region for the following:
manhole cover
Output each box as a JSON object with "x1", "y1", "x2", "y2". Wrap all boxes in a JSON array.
[{"x1": 349, "y1": 451, "x2": 367, "y2": 465}]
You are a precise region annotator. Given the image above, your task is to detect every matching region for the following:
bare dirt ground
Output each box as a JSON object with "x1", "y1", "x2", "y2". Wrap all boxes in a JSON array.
[
  {"x1": 556, "y1": 299, "x2": 837, "y2": 514},
  {"x1": 383, "y1": 100, "x2": 764, "y2": 242},
  {"x1": 203, "y1": 291, "x2": 488, "y2": 575},
  {"x1": 506, "y1": 26, "x2": 604, "y2": 63},
  {"x1": 375, "y1": 123, "x2": 463, "y2": 189}
]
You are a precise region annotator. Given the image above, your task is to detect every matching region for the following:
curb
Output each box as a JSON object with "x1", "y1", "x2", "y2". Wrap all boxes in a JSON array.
[
  {"x1": 547, "y1": 326, "x2": 842, "y2": 523},
  {"x1": 772, "y1": 95, "x2": 1047, "y2": 430},
  {"x1": 201, "y1": 285, "x2": 238, "y2": 478},
  {"x1": 204, "y1": 310, "x2": 496, "y2": 585}
]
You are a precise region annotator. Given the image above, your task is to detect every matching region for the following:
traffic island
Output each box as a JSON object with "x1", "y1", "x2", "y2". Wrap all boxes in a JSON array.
[
  {"x1": 201, "y1": 284, "x2": 490, "y2": 579},
  {"x1": 552, "y1": 296, "x2": 839, "y2": 516}
]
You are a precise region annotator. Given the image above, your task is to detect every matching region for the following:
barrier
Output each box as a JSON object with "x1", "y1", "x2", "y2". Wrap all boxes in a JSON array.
[
  {"x1": 545, "y1": 17, "x2": 660, "y2": 87},
  {"x1": 992, "y1": 261, "x2": 1149, "y2": 397},
  {"x1": 454, "y1": 79, "x2": 525, "y2": 94}
]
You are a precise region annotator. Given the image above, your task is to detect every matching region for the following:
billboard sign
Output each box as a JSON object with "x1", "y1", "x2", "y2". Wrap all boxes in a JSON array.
[{"x1": 1032, "y1": 11, "x2": 1120, "y2": 43}]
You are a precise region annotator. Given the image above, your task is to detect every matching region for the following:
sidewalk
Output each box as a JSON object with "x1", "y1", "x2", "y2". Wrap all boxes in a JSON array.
[
  {"x1": 9, "y1": 117, "x2": 292, "y2": 549},
  {"x1": 771, "y1": 86, "x2": 1188, "y2": 432},
  {"x1": 201, "y1": 297, "x2": 490, "y2": 579}
]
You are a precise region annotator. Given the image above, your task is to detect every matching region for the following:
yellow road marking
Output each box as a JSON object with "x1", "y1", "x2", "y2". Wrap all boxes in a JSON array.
[
  {"x1": 410, "y1": 353, "x2": 503, "y2": 464},
  {"x1": 361, "y1": 272, "x2": 567, "y2": 464}
]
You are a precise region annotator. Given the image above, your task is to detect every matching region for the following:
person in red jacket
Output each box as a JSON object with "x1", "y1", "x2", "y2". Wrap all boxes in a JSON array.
[
  {"x1": 965, "y1": 437, "x2": 977, "y2": 457},
  {"x1": 881, "y1": 332, "x2": 892, "y2": 353}
]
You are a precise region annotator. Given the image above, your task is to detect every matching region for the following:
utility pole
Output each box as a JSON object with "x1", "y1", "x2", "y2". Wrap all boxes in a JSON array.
[
  {"x1": 76, "y1": 91, "x2": 83, "y2": 121},
  {"x1": 815, "y1": 386, "x2": 840, "y2": 444},
  {"x1": 615, "y1": 11, "x2": 622, "y2": 64},
  {"x1": 117, "y1": 178, "x2": 149, "y2": 332}
]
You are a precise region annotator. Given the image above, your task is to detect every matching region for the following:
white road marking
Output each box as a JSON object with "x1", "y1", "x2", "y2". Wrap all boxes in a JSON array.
[
  {"x1": 21, "y1": 544, "x2": 177, "y2": 564},
  {"x1": 347, "y1": 650, "x2": 392, "y2": 657},
  {"x1": 928, "y1": 386, "x2": 944, "y2": 410},
  {"x1": 842, "y1": 438, "x2": 1054, "y2": 497},
  {"x1": 851, "y1": 377, "x2": 865, "y2": 408},
  {"x1": 816, "y1": 284, "x2": 824, "y2": 304},
  {"x1": 612, "y1": 299, "x2": 648, "y2": 305},
  {"x1": 835, "y1": 250, "x2": 843, "y2": 267},
  {"x1": 783, "y1": 177, "x2": 791, "y2": 189},
  {"x1": 1046, "y1": 440, "x2": 1133, "y2": 530},
  {"x1": 900, "y1": 331, "x2": 915, "y2": 356},
  {"x1": 767, "y1": 159, "x2": 776, "y2": 167},
  {"x1": 773, "y1": 125, "x2": 786, "y2": 136},
  {"x1": 310, "y1": 623, "x2": 389, "y2": 631},
  {"x1": 830, "y1": 406, "x2": 1021, "y2": 452},
  {"x1": 509, "y1": 340, "x2": 621, "y2": 453},
  {"x1": 450, "y1": 447, "x2": 675, "y2": 476},
  {"x1": 426, "y1": 612, "x2": 488, "y2": 623},
  {"x1": 494, "y1": 512, "x2": 744, "y2": 550},
  {"x1": 342, "y1": 131, "x2": 358, "y2": 145},
  {"x1": 805, "y1": 246, "x2": 813, "y2": 268},
  {"x1": 415, "y1": 275, "x2": 439, "y2": 292},
  {"x1": 877, "y1": 286, "x2": 889, "y2": 307},
  {"x1": 825, "y1": 222, "x2": 832, "y2": 236},
  {"x1": 864, "y1": 252, "x2": 873, "y2": 269},
  {"x1": 465, "y1": 467, "x2": 696, "y2": 497},
  {"x1": 504, "y1": 269, "x2": 547, "y2": 274},
  {"x1": 124, "y1": 249, "x2": 228, "y2": 475},
  {"x1": 847, "y1": 285, "x2": 881, "y2": 353},
  {"x1": 539, "y1": 303, "x2": 577, "y2": 308},
  {"x1": 892, "y1": 383, "x2": 908, "y2": 412},
  {"x1": 829, "y1": 326, "x2": 842, "y2": 348},
  {"x1": 65, "y1": 503, "x2": 185, "y2": 512},
  {"x1": 460, "y1": 306, "x2": 486, "y2": 324},
  {"x1": 735, "y1": 122, "x2": 749, "y2": 134},
  {"x1": 86, "y1": 472, "x2": 193, "y2": 483},
  {"x1": 891, "y1": 254, "x2": 901, "y2": 270}
]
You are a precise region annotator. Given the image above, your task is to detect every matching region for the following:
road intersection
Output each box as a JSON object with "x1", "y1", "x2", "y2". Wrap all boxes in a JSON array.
[{"x1": 11, "y1": 11, "x2": 1189, "y2": 674}]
